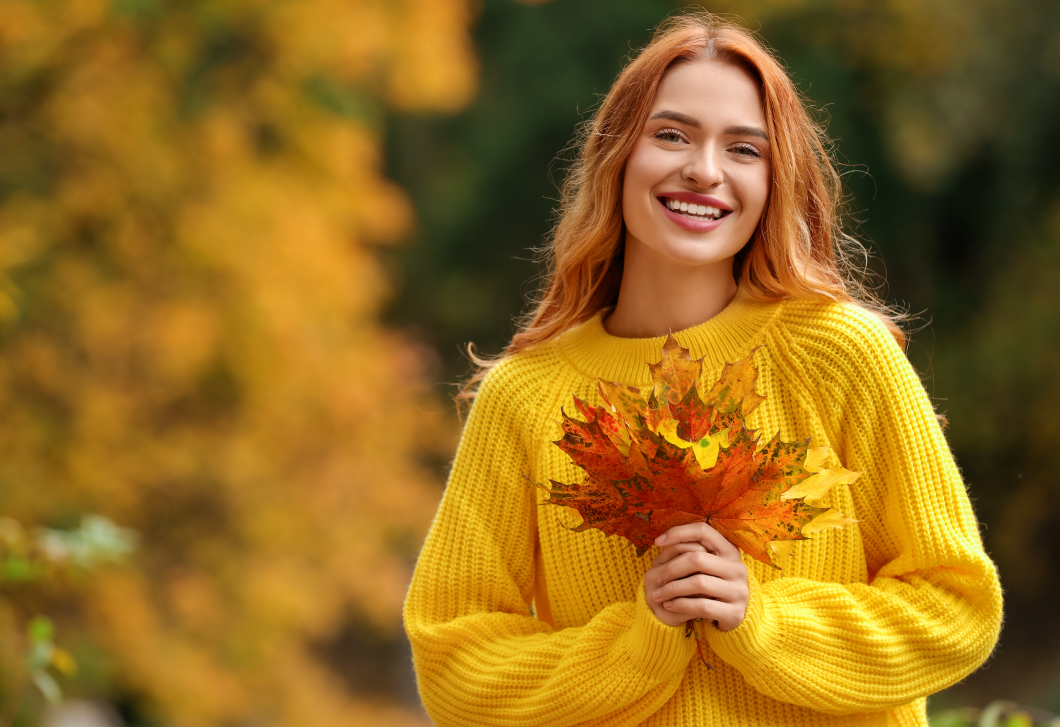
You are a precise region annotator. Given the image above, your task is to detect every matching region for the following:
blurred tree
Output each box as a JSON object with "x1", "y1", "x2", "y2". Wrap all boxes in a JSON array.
[
  {"x1": 384, "y1": 0, "x2": 1060, "y2": 712},
  {"x1": 0, "y1": 0, "x2": 480, "y2": 724}
]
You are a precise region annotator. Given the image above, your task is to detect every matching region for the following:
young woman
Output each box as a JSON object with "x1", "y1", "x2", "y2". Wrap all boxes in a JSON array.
[{"x1": 404, "y1": 12, "x2": 1002, "y2": 726}]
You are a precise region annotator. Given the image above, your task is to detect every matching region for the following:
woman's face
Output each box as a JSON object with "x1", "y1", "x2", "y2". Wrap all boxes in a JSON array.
[{"x1": 621, "y1": 58, "x2": 771, "y2": 271}]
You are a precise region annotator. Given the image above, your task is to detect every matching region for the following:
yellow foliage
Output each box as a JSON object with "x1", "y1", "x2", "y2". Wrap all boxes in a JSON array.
[{"x1": 0, "y1": 0, "x2": 472, "y2": 723}]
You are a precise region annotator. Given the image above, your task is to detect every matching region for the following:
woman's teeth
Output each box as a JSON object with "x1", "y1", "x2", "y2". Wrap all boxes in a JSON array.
[{"x1": 664, "y1": 198, "x2": 725, "y2": 220}]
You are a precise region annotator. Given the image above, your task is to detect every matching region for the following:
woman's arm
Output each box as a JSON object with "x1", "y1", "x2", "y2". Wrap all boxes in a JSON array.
[
  {"x1": 404, "y1": 360, "x2": 695, "y2": 727},
  {"x1": 696, "y1": 306, "x2": 1003, "y2": 714}
]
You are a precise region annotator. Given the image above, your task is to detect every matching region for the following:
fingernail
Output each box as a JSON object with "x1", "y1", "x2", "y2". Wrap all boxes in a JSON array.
[
  {"x1": 664, "y1": 601, "x2": 673, "y2": 609},
  {"x1": 656, "y1": 534, "x2": 667, "y2": 544},
  {"x1": 652, "y1": 589, "x2": 662, "y2": 600}
]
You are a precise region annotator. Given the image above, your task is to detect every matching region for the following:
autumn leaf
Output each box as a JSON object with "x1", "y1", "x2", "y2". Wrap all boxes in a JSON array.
[{"x1": 532, "y1": 336, "x2": 860, "y2": 567}]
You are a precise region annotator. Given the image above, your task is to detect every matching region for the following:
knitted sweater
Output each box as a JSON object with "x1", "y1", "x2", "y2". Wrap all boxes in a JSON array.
[{"x1": 404, "y1": 288, "x2": 1003, "y2": 727}]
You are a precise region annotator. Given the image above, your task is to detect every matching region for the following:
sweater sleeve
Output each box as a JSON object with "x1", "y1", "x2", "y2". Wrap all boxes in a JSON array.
[
  {"x1": 404, "y1": 358, "x2": 695, "y2": 727},
  {"x1": 704, "y1": 307, "x2": 1003, "y2": 714}
]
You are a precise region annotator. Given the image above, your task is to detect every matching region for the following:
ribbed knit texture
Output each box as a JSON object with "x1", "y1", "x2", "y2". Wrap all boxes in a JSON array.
[{"x1": 404, "y1": 288, "x2": 1003, "y2": 726}]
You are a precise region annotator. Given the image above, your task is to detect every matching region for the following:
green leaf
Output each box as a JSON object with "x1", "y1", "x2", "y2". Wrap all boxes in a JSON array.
[{"x1": 28, "y1": 615, "x2": 53, "y2": 644}]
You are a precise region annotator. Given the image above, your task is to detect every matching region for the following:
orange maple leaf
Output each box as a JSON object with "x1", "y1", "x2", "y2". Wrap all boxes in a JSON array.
[{"x1": 532, "y1": 337, "x2": 859, "y2": 567}]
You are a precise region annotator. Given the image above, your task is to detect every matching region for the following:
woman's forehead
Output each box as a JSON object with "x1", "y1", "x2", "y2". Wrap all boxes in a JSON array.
[{"x1": 651, "y1": 58, "x2": 766, "y2": 128}]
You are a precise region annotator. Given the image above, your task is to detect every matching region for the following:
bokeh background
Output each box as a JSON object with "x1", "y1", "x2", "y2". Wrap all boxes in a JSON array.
[{"x1": 0, "y1": 0, "x2": 1057, "y2": 725}]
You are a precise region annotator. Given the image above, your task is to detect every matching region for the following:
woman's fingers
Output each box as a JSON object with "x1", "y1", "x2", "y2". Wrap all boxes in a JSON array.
[
  {"x1": 649, "y1": 549, "x2": 744, "y2": 590},
  {"x1": 656, "y1": 522, "x2": 741, "y2": 560},
  {"x1": 662, "y1": 597, "x2": 744, "y2": 632},
  {"x1": 645, "y1": 524, "x2": 751, "y2": 630},
  {"x1": 650, "y1": 540, "x2": 707, "y2": 566},
  {"x1": 650, "y1": 571, "x2": 741, "y2": 603}
]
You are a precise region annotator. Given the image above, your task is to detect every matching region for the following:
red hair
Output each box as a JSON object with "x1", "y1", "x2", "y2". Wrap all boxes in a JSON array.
[{"x1": 460, "y1": 10, "x2": 903, "y2": 406}]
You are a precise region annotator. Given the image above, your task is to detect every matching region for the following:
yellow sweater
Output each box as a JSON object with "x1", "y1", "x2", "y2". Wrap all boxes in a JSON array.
[{"x1": 404, "y1": 289, "x2": 1003, "y2": 726}]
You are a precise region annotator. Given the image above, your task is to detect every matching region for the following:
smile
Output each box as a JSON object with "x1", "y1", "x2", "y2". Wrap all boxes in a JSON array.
[{"x1": 659, "y1": 196, "x2": 730, "y2": 221}]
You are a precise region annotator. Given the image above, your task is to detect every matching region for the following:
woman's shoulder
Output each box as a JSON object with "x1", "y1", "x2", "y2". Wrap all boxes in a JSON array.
[
  {"x1": 470, "y1": 336, "x2": 569, "y2": 417},
  {"x1": 762, "y1": 296, "x2": 915, "y2": 408},
  {"x1": 769, "y1": 295, "x2": 905, "y2": 363}
]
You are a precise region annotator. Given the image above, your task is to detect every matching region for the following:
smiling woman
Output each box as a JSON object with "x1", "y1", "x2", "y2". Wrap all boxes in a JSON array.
[
  {"x1": 404, "y1": 10, "x2": 1002, "y2": 727},
  {"x1": 612, "y1": 58, "x2": 771, "y2": 337}
]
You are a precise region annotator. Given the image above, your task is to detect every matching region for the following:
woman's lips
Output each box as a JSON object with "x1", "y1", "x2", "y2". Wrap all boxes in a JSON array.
[{"x1": 657, "y1": 196, "x2": 727, "y2": 232}]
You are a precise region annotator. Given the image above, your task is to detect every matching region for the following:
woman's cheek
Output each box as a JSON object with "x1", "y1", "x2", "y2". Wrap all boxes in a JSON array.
[{"x1": 622, "y1": 146, "x2": 670, "y2": 236}]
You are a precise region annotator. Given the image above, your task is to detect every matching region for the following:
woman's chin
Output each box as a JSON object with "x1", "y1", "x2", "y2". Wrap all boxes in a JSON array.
[{"x1": 627, "y1": 238, "x2": 743, "y2": 273}]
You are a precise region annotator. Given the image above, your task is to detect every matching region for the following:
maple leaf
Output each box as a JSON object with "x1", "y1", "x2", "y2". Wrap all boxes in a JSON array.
[{"x1": 532, "y1": 336, "x2": 860, "y2": 567}]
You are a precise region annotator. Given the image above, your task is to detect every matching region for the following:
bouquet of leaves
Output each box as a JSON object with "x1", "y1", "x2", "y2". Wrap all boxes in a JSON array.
[{"x1": 532, "y1": 337, "x2": 860, "y2": 568}]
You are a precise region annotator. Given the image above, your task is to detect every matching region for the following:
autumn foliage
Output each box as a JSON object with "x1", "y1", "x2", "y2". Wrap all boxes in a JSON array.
[
  {"x1": 536, "y1": 338, "x2": 859, "y2": 567},
  {"x1": 0, "y1": 0, "x2": 478, "y2": 723}
]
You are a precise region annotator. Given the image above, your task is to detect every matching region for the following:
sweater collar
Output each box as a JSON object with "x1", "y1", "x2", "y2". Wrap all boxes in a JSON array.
[{"x1": 557, "y1": 286, "x2": 781, "y2": 386}]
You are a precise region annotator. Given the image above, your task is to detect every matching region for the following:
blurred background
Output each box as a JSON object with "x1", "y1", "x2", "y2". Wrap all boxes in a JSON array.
[{"x1": 0, "y1": 0, "x2": 1057, "y2": 725}]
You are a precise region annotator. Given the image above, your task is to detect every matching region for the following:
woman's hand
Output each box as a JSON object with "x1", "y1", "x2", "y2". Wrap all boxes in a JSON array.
[{"x1": 642, "y1": 522, "x2": 750, "y2": 631}]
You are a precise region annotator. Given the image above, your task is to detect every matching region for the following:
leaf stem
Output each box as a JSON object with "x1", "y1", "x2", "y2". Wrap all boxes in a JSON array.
[{"x1": 684, "y1": 618, "x2": 714, "y2": 670}]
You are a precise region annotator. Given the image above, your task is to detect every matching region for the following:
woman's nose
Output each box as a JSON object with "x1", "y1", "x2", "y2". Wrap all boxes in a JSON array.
[{"x1": 682, "y1": 146, "x2": 723, "y2": 188}]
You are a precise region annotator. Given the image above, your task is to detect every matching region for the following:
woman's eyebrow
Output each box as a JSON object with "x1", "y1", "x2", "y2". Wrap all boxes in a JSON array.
[
  {"x1": 725, "y1": 124, "x2": 769, "y2": 140},
  {"x1": 647, "y1": 111, "x2": 768, "y2": 141},
  {"x1": 648, "y1": 110, "x2": 701, "y2": 127}
]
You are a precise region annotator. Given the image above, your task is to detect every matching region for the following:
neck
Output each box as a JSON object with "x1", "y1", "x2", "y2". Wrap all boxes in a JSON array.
[{"x1": 604, "y1": 244, "x2": 738, "y2": 338}]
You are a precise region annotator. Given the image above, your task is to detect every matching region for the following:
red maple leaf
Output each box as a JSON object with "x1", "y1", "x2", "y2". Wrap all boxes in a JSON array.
[{"x1": 532, "y1": 337, "x2": 859, "y2": 567}]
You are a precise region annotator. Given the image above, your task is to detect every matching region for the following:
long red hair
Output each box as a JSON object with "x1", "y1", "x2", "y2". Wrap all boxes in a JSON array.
[{"x1": 460, "y1": 10, "x2": 903, "y2": 405}]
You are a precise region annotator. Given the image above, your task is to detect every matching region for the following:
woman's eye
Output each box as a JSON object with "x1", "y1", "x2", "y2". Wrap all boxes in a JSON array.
[
  {"x1": 732, "y1": 143, "x2": 762, "y2": 158},
  {"x1": 655, "y1": 128, "x2": 685, "y2": 144}
]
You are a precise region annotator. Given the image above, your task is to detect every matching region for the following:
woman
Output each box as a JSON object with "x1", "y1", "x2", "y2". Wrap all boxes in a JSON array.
[{"x1": 404, "y1": 11, "x2": 1002, "y2": 726}]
